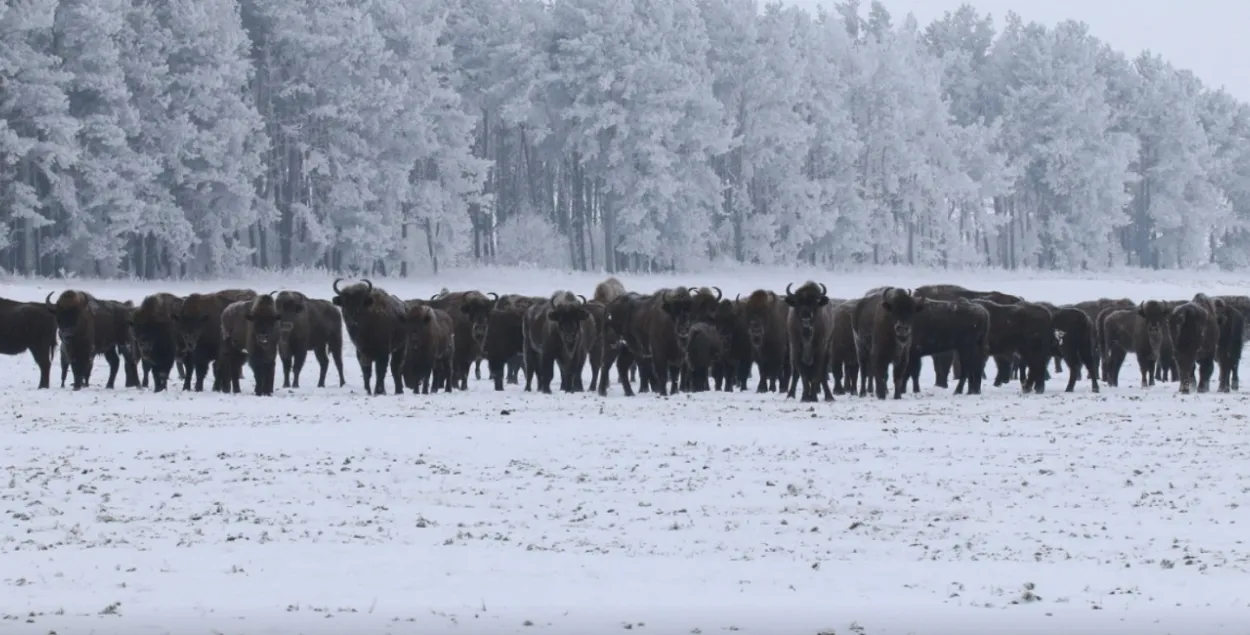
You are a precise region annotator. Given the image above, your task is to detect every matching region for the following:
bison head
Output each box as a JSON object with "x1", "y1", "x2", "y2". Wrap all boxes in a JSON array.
[
  {"x1": 881, "y1": 287, "x2": 924, "y2": 342},
  {"x1": 245, "y1": 295, "x2": 281, "y2": 360},
  {"x1": 46, "y1": 290, "x2": 89, "y2": 340},
  {"x1": 462, "y1": 291, "x2": 497, "y2": 349},
  {"x1": 712, "y1": 299, "x2": 739, "y2": 350},
  {"x1": 690, "y1": 286, "x2": 722, "y2": 325},
  {"x1": 174, "y1": 293, "x2": 222, "y2": 353},
  {"x1": 660, "y1": 287, "x2": 697, "y2": 340},
  {"x1": 785, "y1": 281, "x2": 829, "y2": 365},
  {"x1": 741, "y1": 290, "x2": 776, "y2": 350},
  {"x1": 331, "y1": 278, "x2": 376, "y2": 321},
  {"x1": 274, "y1": 290, "x2": 306, "y2": 335},
  {"x1": 550, "y1": 291, "x2": 589, "y2": 354}
]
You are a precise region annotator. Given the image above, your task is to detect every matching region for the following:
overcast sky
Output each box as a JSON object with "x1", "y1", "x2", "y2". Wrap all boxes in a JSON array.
[{"x1": 788, "y1": 0, "x2": 1250, "y2": 102}]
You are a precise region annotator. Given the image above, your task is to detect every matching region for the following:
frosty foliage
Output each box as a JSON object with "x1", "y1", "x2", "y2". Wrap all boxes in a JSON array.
[{"x1": 1, "y1": 0, "x2": 1249, "y2": 278}]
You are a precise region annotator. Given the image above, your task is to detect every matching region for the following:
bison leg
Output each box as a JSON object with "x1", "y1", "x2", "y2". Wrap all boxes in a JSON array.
[
  {"x1": 292, "y1": 347, "x2": 309, "y2": 389},
  {"x1": 537, "y1": 352, "x2": 557, "y2": 394},
  {"x1": 649, "y1": 357, "x2": 670, "y2": 397},
  {"x1": 489, "y1": 355, "x2": 508, "y2": 391},
  {"x1": 474, "y1": 358, "x2": 482, "y2": 381},
  {"x1": 356, "y1": 351, "x2": 374, "y2": 395},
  {"x1": 506, "y1": 354, "x2": 523, "y2": 384},
  {"x1": 59, "y1": 345, "x2": 70, "y2": 388},
  {"x1": 1136, "y1": 352, "x2": 1155, "y2": 388},
  {"x1": 103, "y1": 347, "x2": 121, "y2": 389},
  {"x1": 522, "y1": 346, "x2": 539, "y2": 392},
  {"x1": 1197, "y1": 357, "x2": 1215, "y2": 393},
  {"x1": 32, "y1": 345, "x2": 53, "y2": 390},
  {"x1": 372, "y1": 355, "x2": 391, "y2": 396}
]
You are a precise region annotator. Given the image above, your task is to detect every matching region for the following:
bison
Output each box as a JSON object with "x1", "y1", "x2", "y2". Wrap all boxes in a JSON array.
[
  {"x1": 219, "y1": 295, "x2": 282, "y2": 396},
  {"x1": 45, "y1": 291, "x2": 136, "y2": 390},
  {"x1": 599, "y1": 290, "x2": 682, "y2": 397},
  {"x1": 892, "y1": 295, "x2": 992, "y2": 398},
  {"x1": 829, "y1": 299, "x2": 858, "y2": 395},
  {"x1": 426, "y1": 290, "x2": 497, "y2": 390},
  {"x1": 483, "y1": 294, "x2": 542, "y2": 391},
  {"x1": 331, "y1": 278, "x2": 408, "y2": 395},
  {"x1": 176, "y1": 289, "x2": 258, "y2": 391},
  {"x1": 1168, "y1": 294, "x2": 1223, "y2": 394},
  {"x1": 709, "y1": 298, "x2": 751, "y2": 392},
  {"x1": 911, "y1": 285, "x2": 1023, "y2": 390},
  {"x1": 402, "y1": 302, "x2": 456, "y2": 394},
  {"x1": 1100, "y1": 300, "x2": 1171, "y2": 388},
  {"x1": 522, "y1": 291, "x2": 593, "y2": 394},
  {"x1": 273, "y1": 290, "x2": 346, "y2": 389},
  {"x1": 971, "y1": 299, "x2": 1054, "y2": 393},
  {"x1": 128, "y1": 293, "x2": 185, "y2": 392},
  {"x1": 682, "y1": 322, "x2": 722, "y2": 392},
  {"x1": 1045, "y1": 304, "x2": 1100, "y2": 393},
  {"x1": 784, "y1": 281, "x2": 835, "y2": 402},
  {"x1": 0, "y1": 296, "x2": 57, "y2": 388},
  {"x1": 1215, "y1": 301, "x2": 1244, "y2": 392},
  {"x1": 739, "y1": 290, "x2": 790, "y2": 393}
]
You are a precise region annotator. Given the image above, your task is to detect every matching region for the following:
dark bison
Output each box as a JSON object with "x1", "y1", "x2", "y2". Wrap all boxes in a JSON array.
[
  {"x1": 522, "y1": 291, "x2": 593, "y2": 394},
  {"x1": 1215, "y1": 301, "x2": 1244, "y2": 392},
  {"x1": 177, "y1": 289, "x2": 258, "y2": 391},
  {"x1": 911, "y1": 285, "x2": 1022, "y2": 391},
  {"x1": 891, "y1": 295, "x2": 992, "y2": 398},
  {"x1": 272, "y1": 290, "x2": 345, "y2": 389},
  {"x1": 0, "y1": 296, "x2": 57, "y2": 388},
  {"x1": 45, "y1": 291, "x2": 136, "y2": 390},
  {"x1": 483, "y1": 294, "x2": 542, "y2": 391},
  {"x1": 600, "y1": 289, "x2": 696, "y2": 397},
  {"x1": 128, "y1": 293, "x2": 185, "y2": 392},
  {"x1": 331, "y1": 278, "x2": 408, "y2": 395},
  {"x1": 1040, "y1": 303, "x2": 1100, "y2": 393},
  {"x1": 590, "y1": 277, "x2": 629, "y2": 392},
  {"x1": 1072, "y1": 297, "x2": 1134, "y2": 380},
  {"x1": 219, "y1": 295, "x2": 282, "y2": 396},
  {"x1": 402, "y1": 302, "x2": 455, "y2": 394},
  {"x1": 682, "y1": 322, "x2": 722, "y2": 392},
  {"x1": 783, "y1": 281, "x2": 834, "y2": 402},
  {"x1": 710, "y1": 298, "x2": 751, "y2": 392},
  {"x1": 829, "y1": 299, "x2": 858, "y2": 395},
  {"x1": 426, "y1": 289, "x2": 497, "y2": 390},
  {"x1": 1216, "y1": 295, "x2": 1250, "y2": 342},
  {"x1": 863, "y1": 288, "x2": 925, "y2": 400},
  {"x1": 1168, "y1": 294, "x2": 1224, "y2": 394},
  {"x1": 971, "y1": 299, "x2": 1054, "y2": 393},
  {"x1": 1100, "y1": 300, "x2": 1171, "y2": 388},
  {"x1": 739, "y1": 289, "x2": 790, "y2": 393}
]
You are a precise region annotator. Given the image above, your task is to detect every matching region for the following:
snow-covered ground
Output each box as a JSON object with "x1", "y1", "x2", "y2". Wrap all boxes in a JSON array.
[{"x1": 3, "y1": 265, "x2": 1250, "y2": 634}]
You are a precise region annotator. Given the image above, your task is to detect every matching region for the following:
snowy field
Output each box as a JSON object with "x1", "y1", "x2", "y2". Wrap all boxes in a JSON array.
[{"x1": 3, "y1": 265, "x2": 1250, "y2": 634}]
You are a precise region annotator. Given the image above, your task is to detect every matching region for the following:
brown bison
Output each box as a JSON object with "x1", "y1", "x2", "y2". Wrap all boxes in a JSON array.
[
  {"x1": 522, "y1": 291, "x2": 593, "y2": 393},
  {"x1": 402, "y1": 302, "x2": 456, "y2": 394},
  {"x1": 863, "y1": 288, "x2": 926, "y2": 399},
  {"x1": 1073, "y1": 297, "x2": 1134, "y2": 380},
  {"x1": 483, "y1": 294, "x2": 542, "y2": 391},
  {"x1": 971, "y1": 299, "x2": 1054, "y2": 393},
  {"x1": 1168, "y1": 294, "x2": 1224, "y2": 394},
  {"x1": 273, "y1": 290, "x2": 345, "y2": 389},
  {"x1": 45, "y1": 291, "x2": 137, "y2": 390},
  {"x1": 1100, "y1": 300, "x2": 1172, "y2": 388},
  {"x1": 331, "y1": 278, "x2": 408, "y2": 395},
  {"x1": 177, "y1": 289, "x2": 257, "y2": 391},
  {"x1": 0, "y1": 296, "x2": 57, "y2": 388},
  {"x1": 784, "y1": 281, "x2": 835, "y2": 402},
  {"x1": 219, "y1": 295, "x2": 282, "y2": 396},
  {"x1": 739, "y1": 289, "x2": 790, "y2": 393},
  {"x1": 426, "y1": 289, "x2": 497, "y2": 390},
  {"x1": 128, "y1": 293, "x2": 185, "y2": 392},
  {"x1": 590, "y1": 277, "x2": 629, "y2": 390}
]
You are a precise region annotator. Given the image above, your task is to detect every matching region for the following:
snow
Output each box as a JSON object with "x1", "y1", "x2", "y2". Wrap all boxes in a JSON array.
[{"x1": 3, "y1": 265, "x2": 1250, "y2": 634}]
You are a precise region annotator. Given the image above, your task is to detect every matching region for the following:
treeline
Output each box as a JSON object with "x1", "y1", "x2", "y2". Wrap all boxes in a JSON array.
[{"x1": 1, "y1": 0, "x2": 1247, "y2": 278}]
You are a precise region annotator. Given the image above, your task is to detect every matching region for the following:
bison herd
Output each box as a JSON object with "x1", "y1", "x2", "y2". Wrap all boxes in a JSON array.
[{"x1": 0, "y1": 278, "x2": 1244, "y2": 400}]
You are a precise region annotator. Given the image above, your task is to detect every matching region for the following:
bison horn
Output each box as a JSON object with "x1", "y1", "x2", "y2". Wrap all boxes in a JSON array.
[
  {"x1": 819, "y1": 282, "x2": 827, "y2": 296},
  {"x1": 269, "y1": 290, "x2": 279, "y2": 297},
  {"x1": 332, "y1": 278, "x2": 344, "y2": 295},
  {"x1": 712, "y1": 286, "x2": 722, "y2": 301},
  {"x1": 488, "y1": 292, "x2": 499, "y2": 302},
  {"x1": 880, "y1": 287, "x2": 891, "y2": 300},
  {"x1": 735, "y1": 293, "x2": 741, "y2": 302},
  {"x1": 785, "y1": 282, "x2": 794, "y2": 297},
  {"x1": 45, "y1": 291, "x2": 54, "y2": 308},
  {"x1": 577, "y1": 294, "x2": 588, "y2": 304},
  {"x1": 362, "y1": 278, "x2": 374, "y2": 293}
]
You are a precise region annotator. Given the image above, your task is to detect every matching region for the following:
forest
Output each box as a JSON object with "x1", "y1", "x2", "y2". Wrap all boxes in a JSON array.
[{"x1": 1, "y1": 0, "x2": 1248, "y2": 278}]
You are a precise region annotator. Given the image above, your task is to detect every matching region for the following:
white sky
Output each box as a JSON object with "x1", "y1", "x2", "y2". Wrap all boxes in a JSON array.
[{"x1": 788, "y1": 0, "x2": 1250, "y2": 102}]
